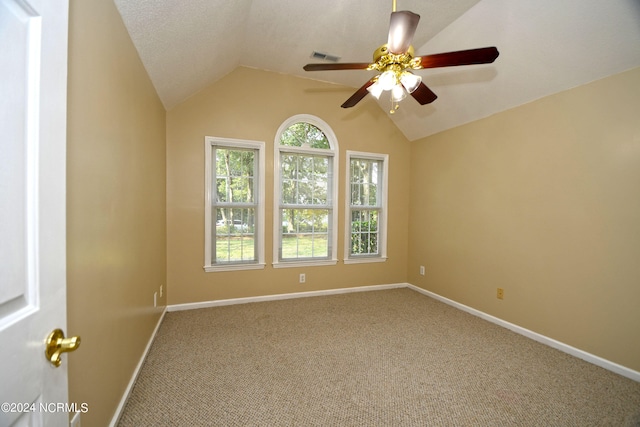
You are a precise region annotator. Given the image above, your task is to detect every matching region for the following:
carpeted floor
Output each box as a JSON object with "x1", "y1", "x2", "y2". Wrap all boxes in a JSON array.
[{"x1": 118, "y1": 288, "x2": 640, "y2": 426}]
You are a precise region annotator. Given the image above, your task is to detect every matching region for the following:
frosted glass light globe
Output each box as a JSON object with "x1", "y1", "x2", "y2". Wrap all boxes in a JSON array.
[
  {"x1": 400, "y1": 71, "x2": 422, "y2": 93},
  {"x1": 367, "y1": 81, "x2": 384, "y2": 99},
  {"x1": 391, "y1": 84, "x2": 407, "y2": 102},
  {"x1": 378, "y1": 70, "x2": 398, "y2": 91}
]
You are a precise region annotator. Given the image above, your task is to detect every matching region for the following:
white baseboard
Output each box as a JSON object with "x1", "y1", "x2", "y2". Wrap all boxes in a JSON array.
[
  {"x1": 113, "y1": 282, "x2": 638, "y2": 424},
  {"x1": 109, "y1": 307, "x2": 167, "y2": 427},
  {"x1": 167, "y1": 283, "x2": 406, "y2": 312},
  {"x1": 406, "y1": 283, "x2": 640, "y2": 383}
]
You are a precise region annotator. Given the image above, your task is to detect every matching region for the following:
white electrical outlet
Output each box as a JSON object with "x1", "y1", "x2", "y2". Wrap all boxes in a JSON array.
[
  {"x1": 299, "y1": 273, "x2": 306, "y2": 284},
  {"x1": 419, "y1": 266, "x2": 425, "y2": 276}
]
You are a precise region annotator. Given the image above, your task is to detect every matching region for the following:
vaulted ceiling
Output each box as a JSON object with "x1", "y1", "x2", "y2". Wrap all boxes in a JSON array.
[{"x1": 115, "y1": 0, "x2": 640, "y2": 141}]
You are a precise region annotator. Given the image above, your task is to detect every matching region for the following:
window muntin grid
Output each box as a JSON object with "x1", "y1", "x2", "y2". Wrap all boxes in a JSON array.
[
  {"x1": 275, "y1": 116, "x2": 337, "y2": 265},
  {"x1": 346, "y1": 153, "x2": 387, "y2": 262}
]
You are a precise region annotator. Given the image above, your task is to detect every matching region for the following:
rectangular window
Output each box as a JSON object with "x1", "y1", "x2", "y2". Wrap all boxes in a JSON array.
[
  {"x1": 345, "y1": 151, "x2": 388, "y2": 263},
  {"x1": 278, "y1": 151, "x2": 333, "y2": 262},
  {"x1": 204, "y1": 137, "x2": 265, "y2": 272}
]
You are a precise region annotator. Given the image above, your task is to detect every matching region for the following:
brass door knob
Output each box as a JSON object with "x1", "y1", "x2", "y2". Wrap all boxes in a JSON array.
[{"x1": 45, "y1": 328, "x2": 81, "y2": 367}]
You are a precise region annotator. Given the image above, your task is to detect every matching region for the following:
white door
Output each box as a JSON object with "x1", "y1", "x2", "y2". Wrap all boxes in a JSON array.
[{"x1": 0, "y1": 0, "x2": 71, "y2": 425}]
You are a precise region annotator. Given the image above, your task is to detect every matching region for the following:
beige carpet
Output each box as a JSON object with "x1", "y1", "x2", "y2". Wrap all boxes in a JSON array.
[{"x1": 118, "y1": 288, "x2": 640, "y2": 426}]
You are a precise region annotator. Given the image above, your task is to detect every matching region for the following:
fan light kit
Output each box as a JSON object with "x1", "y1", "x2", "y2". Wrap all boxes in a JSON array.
[{"x1": 303, "y1": 0, "x2": 499, "y2": 113}]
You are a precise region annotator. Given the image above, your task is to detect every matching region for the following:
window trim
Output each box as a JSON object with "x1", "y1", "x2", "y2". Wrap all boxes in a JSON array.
[
  {"x1": 273, "y1": 114, "x2": 339, "y2": 268},
  {"x1": 204, "y1": 136, "x2": 265, "y2": 272},
  {"x1": 344, "y1": 150, "x2": 388, "y2": 264}
]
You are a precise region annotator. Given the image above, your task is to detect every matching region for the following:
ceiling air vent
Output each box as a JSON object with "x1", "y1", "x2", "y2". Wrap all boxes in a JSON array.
[{"x1": 310, "y1": 51, "x2": 341, "y2": 62}]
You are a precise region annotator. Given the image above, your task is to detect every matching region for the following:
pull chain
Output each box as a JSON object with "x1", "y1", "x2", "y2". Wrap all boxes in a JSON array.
[{"x1": 389, "y1": 95, "x2": 400, "y2": 114}]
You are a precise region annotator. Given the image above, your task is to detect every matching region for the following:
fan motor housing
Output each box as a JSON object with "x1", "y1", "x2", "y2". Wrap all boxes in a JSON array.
[
  {"x1": 373, "y1": 44, "x2": 414, "y2": 62},
  {"x1": 370, "y1": 43, "x2": 420, "y2": 73}
]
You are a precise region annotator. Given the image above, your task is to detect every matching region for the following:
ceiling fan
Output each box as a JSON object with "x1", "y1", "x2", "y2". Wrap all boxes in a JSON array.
[{"x1": 303, "y1": 0, "x2": 499, "y2": 113}]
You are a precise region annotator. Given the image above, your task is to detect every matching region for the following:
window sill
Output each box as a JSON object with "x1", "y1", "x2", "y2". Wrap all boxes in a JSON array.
[
  {"x1": 204, "y1": 263, "x2": 266, "y2": 273},
  {"x1": 343, "y1": 257, "x2": 387, "y2": 265},
  {"x1": 272, "y1": 259, "x2": 338, "y2": 269}
]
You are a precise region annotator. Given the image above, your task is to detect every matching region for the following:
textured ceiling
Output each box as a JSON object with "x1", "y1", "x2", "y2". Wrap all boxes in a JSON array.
[{"x1": 115, "y1": 0, "x2": 640, "y2": 141}]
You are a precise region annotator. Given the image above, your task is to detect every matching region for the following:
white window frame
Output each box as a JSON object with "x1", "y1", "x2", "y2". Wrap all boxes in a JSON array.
[
  {"x1": 204, "y1": 137, "x2": 265, "y2": 272},
  {"x1": 273, "y1": 114, "x2": 339, "y2": 268},
  {"x1": 344, "y1": 151, "x2": 388, "y2": 264}
]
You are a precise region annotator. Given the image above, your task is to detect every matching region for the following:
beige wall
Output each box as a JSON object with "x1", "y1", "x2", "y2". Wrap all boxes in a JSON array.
[
  {"x1": 166, "y1": 67, "x2": 411, "y2": 305},
  {"x1": 66, "y1": 0, "x2": 167, "y2": 425},
  {"x1": 63, "y1": 3, "x2": 638, "y2": 419},
  {"x1": 408, "y1": 67, "x2": 640, "y2": 372}
]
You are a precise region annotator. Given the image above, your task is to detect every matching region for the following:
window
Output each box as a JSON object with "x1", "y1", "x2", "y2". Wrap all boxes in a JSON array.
[
  {"x1": 204, "y1": 137, "x2": 265, "y2": 272},
  {"x1": 274, "y1": 115, "x2": 338, "y2": 267},
  {"x1": 345, "y1": 151, "x2": 388, "y2": 263}
]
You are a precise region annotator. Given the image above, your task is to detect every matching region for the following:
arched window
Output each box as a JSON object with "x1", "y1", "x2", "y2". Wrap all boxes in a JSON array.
[{"x1": 274, "y1": 115, "x2": 338, "y2": 267}]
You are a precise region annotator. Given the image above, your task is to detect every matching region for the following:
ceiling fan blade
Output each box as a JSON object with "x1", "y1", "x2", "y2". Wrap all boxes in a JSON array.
[
  {"x1": 303, "y1": 63, "x2": 371, "y2": 71},
  {"x1": 418, "y1": 47, "x2": 499, "y2": 69},
  {"x1": 341, "y1": 79, "x2": 375, "y2": 108},
  {"x1": 387, "y1": 11, "x2": 420, "y2": 54},
  {"x1": 410, "y1": 82, "x2": 438, "y2": 105}
]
